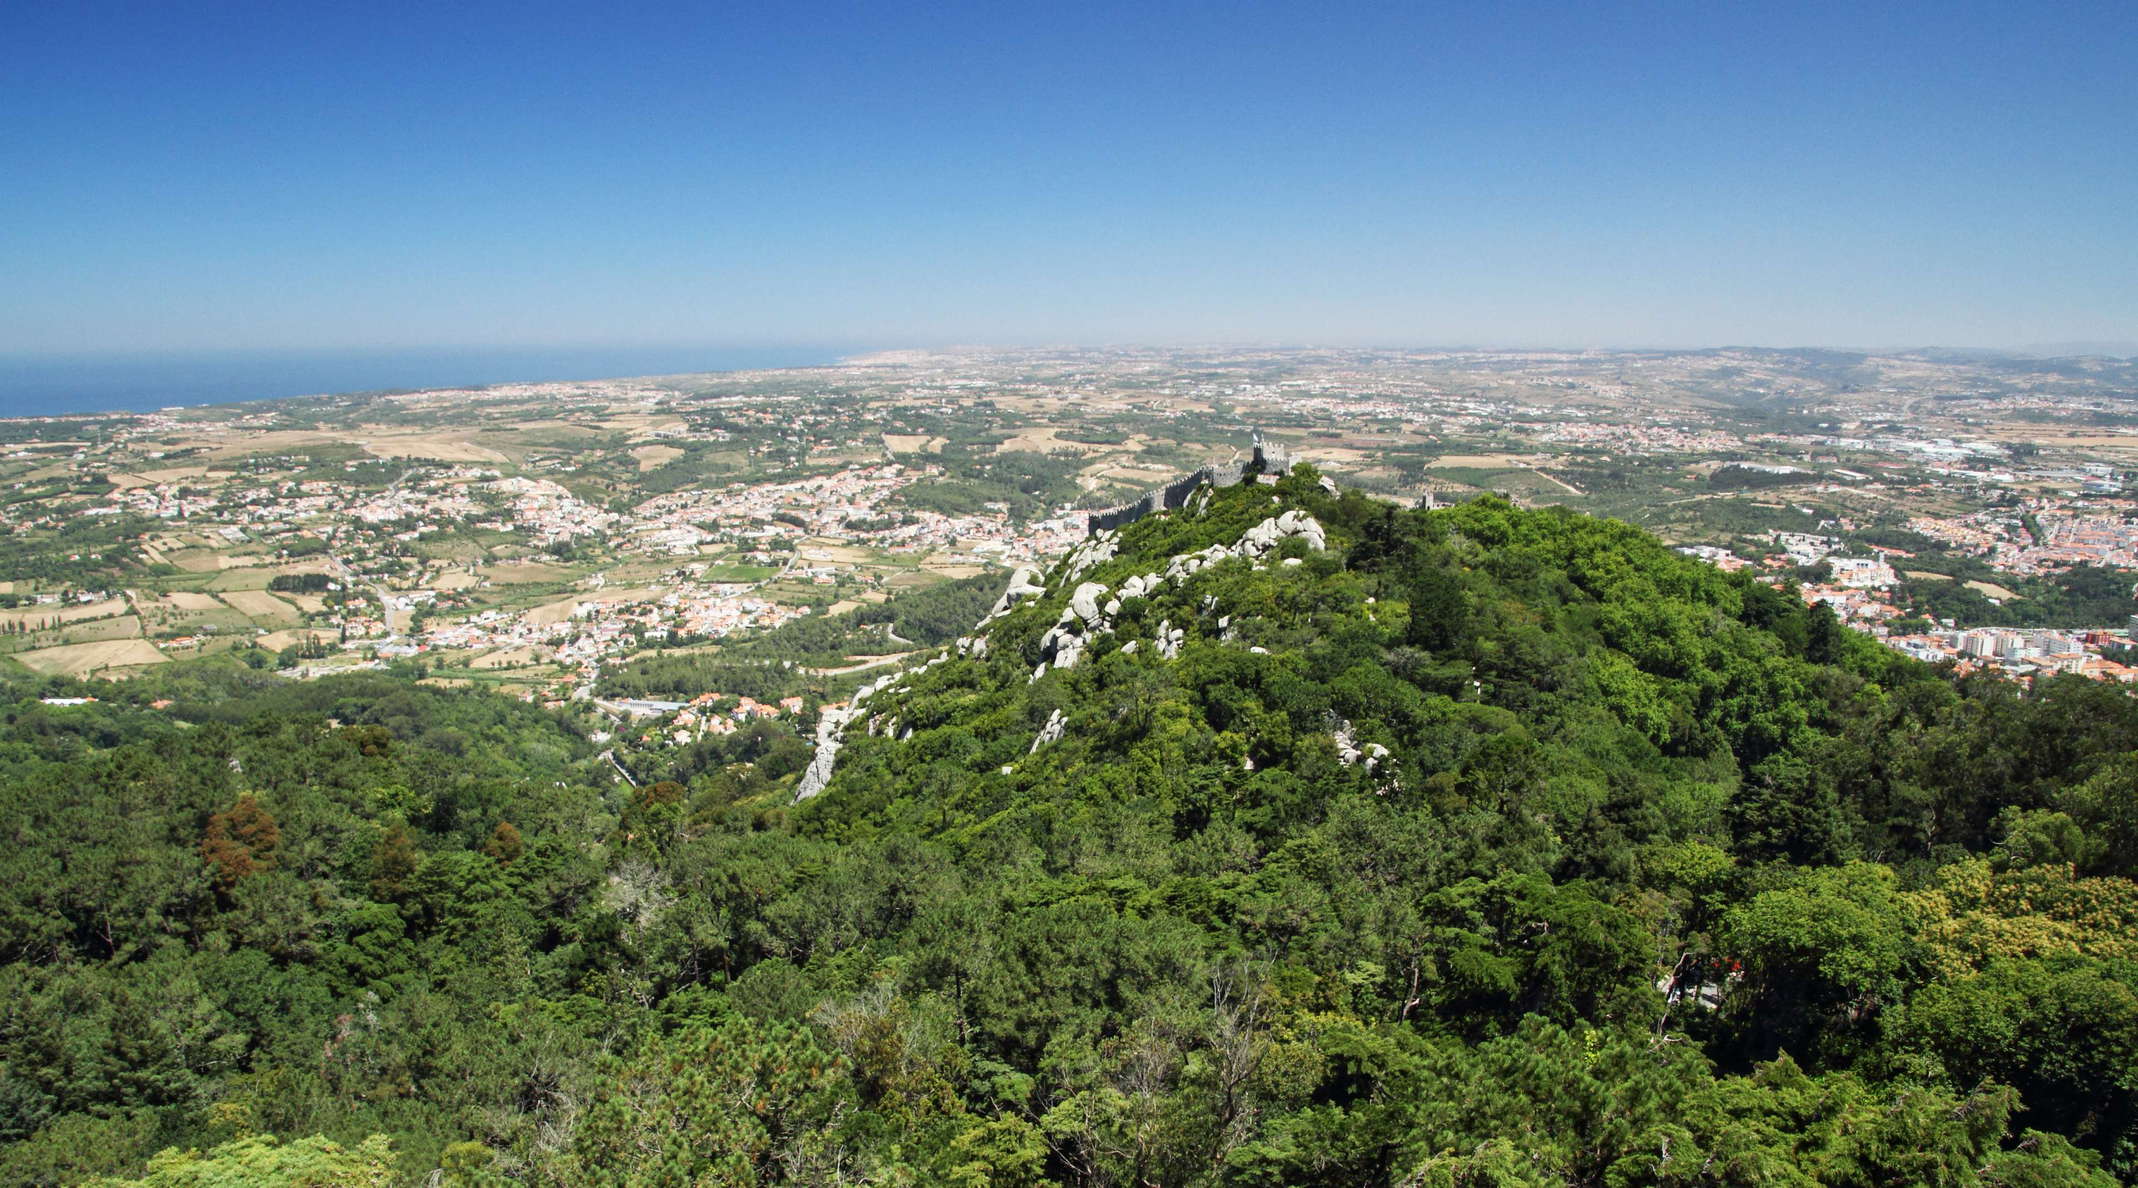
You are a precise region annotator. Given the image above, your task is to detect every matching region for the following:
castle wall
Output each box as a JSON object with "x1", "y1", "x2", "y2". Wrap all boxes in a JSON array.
[{"x1": 1085, "y1": 438, "x2": 1290, "y2": 535}]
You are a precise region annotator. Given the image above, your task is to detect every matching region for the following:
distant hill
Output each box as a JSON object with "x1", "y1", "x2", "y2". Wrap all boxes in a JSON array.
[
  {"x1": 783, "y1": 468, "x2": 2138, "y2": 1185},
  {"x1": 2020, "y1": 340, "x2": 2138, "y2": 359},
  {"x1": 4, "y1": 473, "x2": 2136, "y2": 1185}
]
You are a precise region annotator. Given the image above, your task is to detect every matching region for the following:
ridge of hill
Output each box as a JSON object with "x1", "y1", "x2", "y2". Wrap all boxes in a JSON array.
[
  {"x1": 768, "y1": 464, "x2": 2138, "y2": 1184},
  {"x1": 4, "y1": 468, "x2": 2138, "y2": 1185}
]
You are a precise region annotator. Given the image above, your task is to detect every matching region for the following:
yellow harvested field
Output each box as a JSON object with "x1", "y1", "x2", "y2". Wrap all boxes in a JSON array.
[
  {"x1": 0, "y1": 598, "x2": 131, "y2": 629},
  {"x1": 1428, "y1": 454, "x2": 1537, "y2": 468},
  {"x1": 995, "y1": 427, "x2": 1109, "y2": 454},
  {"x1": 59, "y1": 615, "x2": 144, "y2": 643},
  {"x1": 1966, "y1": 579, "x2": 2019, "y2": 600},
  {"x1": 203, "y1": 555, "x2": 302, "y2": 582},
  {"x1": 482, "y1": 561, "x2": 575, "y2": 584},
  {"x1": 258, "y1": 629, "x2": 333, "y2": 651},
  {"x1": 883, "y1": 434, "x2": 946, "y2": 454},
  {"x1": 165, "y1": 550, "x2": 227, "y2": 573},
  {"x1": 827, "y1": 599, "x2": 863, "y2": 616},
  {"x1": 194, "y1": 429, "x2": 348, "y2": 460},
  {"x1": 632, "y1": 444, "x2": 685, "y2": 471},
  {"x1": 1905, "y1": 571, "x2": 1953, "y2": 582},
  {"x1": 164, "y1": 591, "x2": 225, "y2": 611},
  {"x1": 434, "y1": 571, "x2": 482, "y2": 590},
  {"x1": 798, "y1": 544, "x2": 876, "y2": 564},
  {"x1": 522, "y1": 586, "x2": 661, "y2": 627},
  {"x1": 501, "y1": 419, "x2": 603, "y2": 438},
  {"x1": 221, "y1": 590, "x2": 298, "y2": 619},
  {"x1": 15, "y1": 639, "x2": 167, "y2": 677},
  {"x1": 919, "y1": 552, "x2": 984, "y2": 577},
  {"x1": 470, "y1": 646, "x2": 543, "y2": 668},
  {"x1": 1091, "y1": 463, "x2": 1181, "y2": 485},
  {"x1": 137, "y1": 465, "x2": 216, "y2": 483},
  {"x1": 523, "y1": 597, "x2": 584, "y2": 627},
  {"x1": 355, "y1": 433, "x2": 510, "y2": 464}
]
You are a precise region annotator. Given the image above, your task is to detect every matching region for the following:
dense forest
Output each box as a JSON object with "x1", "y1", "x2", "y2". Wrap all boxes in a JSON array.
[{"x1": 4, "y1": 470, "x2": 2137, "y2": 1185}]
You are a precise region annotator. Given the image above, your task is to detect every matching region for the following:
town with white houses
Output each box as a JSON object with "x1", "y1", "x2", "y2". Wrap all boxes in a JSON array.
[{"x1": 8, "y1": 345, "x2": 2138, "y2": 706}]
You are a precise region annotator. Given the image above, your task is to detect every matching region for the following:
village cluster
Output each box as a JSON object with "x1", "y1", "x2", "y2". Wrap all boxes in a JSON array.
[{"x1": 7, "y1": 346, "x2": 2138, "y2": 695}]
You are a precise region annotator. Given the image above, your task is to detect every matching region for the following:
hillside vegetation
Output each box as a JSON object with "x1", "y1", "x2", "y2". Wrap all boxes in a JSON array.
[{"x1": 4, "y1": 469, "x2": 2137, "y2": 1185}]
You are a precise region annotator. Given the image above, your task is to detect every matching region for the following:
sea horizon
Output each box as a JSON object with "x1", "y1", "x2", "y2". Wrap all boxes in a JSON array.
[{"x1": 0, "y1": 344, "x2": 860, "y2": 419}]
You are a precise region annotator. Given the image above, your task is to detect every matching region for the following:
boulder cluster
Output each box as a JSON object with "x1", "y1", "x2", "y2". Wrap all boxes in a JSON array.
[{"x1": 1033, "y1": 512, "x2": 1327, "y2": 677}]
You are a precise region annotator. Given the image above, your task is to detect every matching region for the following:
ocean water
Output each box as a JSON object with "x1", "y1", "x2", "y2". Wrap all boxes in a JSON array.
[{"x1": 0, "y1": 345, "x2": 858, "y2": 419}]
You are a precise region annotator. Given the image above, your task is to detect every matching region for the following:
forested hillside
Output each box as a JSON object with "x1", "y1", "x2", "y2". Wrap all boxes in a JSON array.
[{"x1": 5, "y1": 470, "x2": 2137, "y2": 1185}]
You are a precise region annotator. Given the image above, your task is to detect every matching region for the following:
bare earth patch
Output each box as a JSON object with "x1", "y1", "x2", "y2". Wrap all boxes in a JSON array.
[
  {"x1": 883, "y1": 434, "x2": 946, "y2": 455},
  {"x1": 633, "y1": 445, "x2": 685, "y2": 472}
]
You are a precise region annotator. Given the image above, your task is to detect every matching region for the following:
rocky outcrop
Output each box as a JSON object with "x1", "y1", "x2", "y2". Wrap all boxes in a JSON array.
[
  {"x1": 1332, "y1": 717, "x2": 1396, "y2": 794},
  {"x1": 1030, "y1": 708, "x2": 1066, "y2": 753},
  {"x1": 1060, "y1": 533, "x2": 1119, "y2": 582},
  {"x1": 985, "y1": 565, "x2": 1046, "y2": 618},
  {"x1": 795, "y1": 701, "x2": 863, "y2": 801},
  {"x1": 798, "y1": 506, "x2": 1329, "y2": 803}
]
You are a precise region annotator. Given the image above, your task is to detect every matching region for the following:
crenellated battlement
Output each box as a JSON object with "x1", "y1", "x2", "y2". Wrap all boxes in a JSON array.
[{"x1": 1085, "y1": 432, "x2": 1290, "y2": 535}]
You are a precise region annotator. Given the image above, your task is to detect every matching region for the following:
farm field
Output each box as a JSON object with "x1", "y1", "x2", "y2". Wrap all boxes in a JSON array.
[{"x1": 14, "y1": 638, "x2": 167, "y2": 676}]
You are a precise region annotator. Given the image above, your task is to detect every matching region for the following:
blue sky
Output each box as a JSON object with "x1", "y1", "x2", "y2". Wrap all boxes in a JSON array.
[{"x1": 3, "y1": 0, "x2": 2133, "y2": 354}]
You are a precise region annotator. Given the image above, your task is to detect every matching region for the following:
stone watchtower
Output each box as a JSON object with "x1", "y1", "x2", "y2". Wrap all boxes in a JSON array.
[{"x1": 1248, "y1": 430, "x2": 1289, "y2": 476}]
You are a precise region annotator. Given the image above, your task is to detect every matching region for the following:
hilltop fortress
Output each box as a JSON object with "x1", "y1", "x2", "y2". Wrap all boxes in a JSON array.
[{"x1": 1085, "y1": 432, "x2": 1292, "y2": 535}]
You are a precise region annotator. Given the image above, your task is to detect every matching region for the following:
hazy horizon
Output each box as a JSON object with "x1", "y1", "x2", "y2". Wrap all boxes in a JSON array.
[{"x1": 8, "y1": 336, "x2": 2136, "y2": 422}]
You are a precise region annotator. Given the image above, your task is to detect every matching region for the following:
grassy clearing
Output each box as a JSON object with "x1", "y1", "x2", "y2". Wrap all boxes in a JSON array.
[
  {"x1": 57, "y1": 615, "x2": 146, "y2": 644},
  {"x1": 697, "y1": 563, "x2": 779, "y2": 581}
]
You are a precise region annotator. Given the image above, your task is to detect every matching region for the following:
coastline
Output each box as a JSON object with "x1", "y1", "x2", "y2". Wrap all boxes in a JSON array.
[{"x1": 0, "y1": 344, "x2": 857, "y2": 420}]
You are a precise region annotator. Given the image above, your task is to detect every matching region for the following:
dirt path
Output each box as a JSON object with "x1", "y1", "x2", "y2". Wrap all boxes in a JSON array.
[{"x1": 807, "y1": 652, "x2": 915, "y2": 676}]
